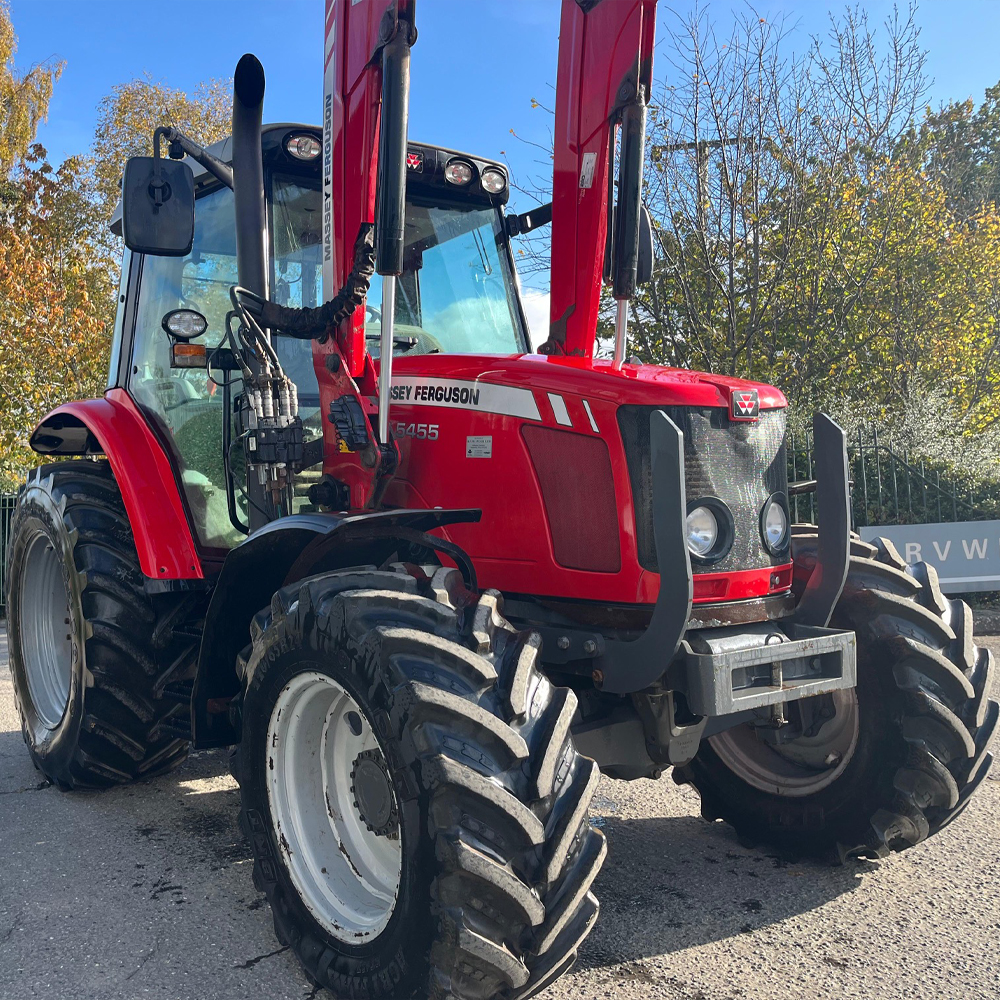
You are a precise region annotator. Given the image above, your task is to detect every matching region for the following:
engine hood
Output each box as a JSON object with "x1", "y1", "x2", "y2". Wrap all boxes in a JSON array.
[{"x1": 390, "y1": 353, "x2": 787, "y2": 411}]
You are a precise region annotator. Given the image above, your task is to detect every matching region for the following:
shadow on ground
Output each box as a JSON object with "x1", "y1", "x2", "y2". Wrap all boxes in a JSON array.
[{"x1": 578, "y1": 812, "x2": 866, "y2": 970}]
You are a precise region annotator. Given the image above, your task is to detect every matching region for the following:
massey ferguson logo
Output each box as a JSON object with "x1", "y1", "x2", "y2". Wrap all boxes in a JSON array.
[
  {"x1": 406, "y1": 150, "x2": 423, "y2": 172},
  {"x1": 730, "y1": 388, "x2": 759, "y2": 421}
]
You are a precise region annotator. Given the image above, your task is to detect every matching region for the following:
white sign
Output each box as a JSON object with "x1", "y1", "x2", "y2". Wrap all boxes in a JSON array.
[
  {"x1": 466, "y1": 435, "x2": 493, "y2": 458},
  {"x1": 859, "y1": 520, "x2": 1000, "y2": 593}
]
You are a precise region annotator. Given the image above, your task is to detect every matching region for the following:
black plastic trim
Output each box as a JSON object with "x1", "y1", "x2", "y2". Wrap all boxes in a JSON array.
[{"x1": 793, "y1": 414, "x2": 851, "y2": 627}]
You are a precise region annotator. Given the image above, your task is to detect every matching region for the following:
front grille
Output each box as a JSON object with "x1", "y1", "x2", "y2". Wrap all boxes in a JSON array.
[{"x1": 617, "y1": 405, "x2": 788, "y2": 574}]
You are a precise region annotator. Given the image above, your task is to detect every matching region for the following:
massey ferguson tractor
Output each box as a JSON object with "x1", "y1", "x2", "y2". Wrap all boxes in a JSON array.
[{"x1": 4, "y1": 0, "x2": 997, "y2": 997}]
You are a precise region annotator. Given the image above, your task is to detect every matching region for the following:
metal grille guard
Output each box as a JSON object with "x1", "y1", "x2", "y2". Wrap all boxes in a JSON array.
[{"x1": 595, "y1": 410, "x2": 855, "y2": 705}]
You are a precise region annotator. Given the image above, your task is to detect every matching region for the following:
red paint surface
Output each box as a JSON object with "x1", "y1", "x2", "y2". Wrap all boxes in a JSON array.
[
  {"x1": 383, "y1": 353, "x2": 790, "y2": 605},
  {"x1": 32, "y1": 390, "x2": 203, "y2": 580}
]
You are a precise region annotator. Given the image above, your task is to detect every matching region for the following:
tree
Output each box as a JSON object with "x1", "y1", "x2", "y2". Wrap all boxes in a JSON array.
[
  {"x1": 617, "y1": 2, "x2": 1000, "y2": 452},
  {"x1": 91, "y1": 74, "x2": 232, "y2": 219},
  {"x1": 0, "y1": 0, "x2": 61, "y2": 175},
  {"x1": 0, "y1": 149, "x2": 114, "y2": 489},
  {"x1": 0, "y1": 3, "x2": 232, "y2": 489}
]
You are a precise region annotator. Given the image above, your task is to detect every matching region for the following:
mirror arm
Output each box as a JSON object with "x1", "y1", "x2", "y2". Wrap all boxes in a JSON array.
[
  {"x1": 154, "y1": 126, "x2": 234, "y2": 191},
  {"x1": 507, "y1": 201, "x2": 552, "y2": 237}
]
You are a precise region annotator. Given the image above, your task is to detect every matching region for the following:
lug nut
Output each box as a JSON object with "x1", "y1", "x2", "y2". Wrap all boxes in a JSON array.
[
  {"x1": 556, "y1": 636, "x2": 570, "y2": 650},
  {"x1": 583, "y1": 639, "x2": 597, "y2": 655}
]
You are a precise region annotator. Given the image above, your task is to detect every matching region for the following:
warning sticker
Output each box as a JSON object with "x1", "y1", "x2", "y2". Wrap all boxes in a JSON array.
[{"x1": 466, "y1": 435, "x2": 493, "y2": 458}]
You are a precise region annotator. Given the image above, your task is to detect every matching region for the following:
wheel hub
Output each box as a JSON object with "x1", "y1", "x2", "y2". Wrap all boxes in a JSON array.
[
  {"x1": 266, "y1": 671, "x2": 402, "y2": 944},
  {"x1": 351, "y1": 750, "x2": 399, "y2": 838},
  {"x1": 19, "y1": 531, "x2": 74, "y2": 730},
  {"x1": 708, "y1": 689, "x2": 860, "y2": 797}
]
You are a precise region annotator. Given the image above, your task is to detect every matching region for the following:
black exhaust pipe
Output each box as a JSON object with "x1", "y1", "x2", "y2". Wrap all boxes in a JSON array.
[
  {"x1": 232, "y1": 54, "x2": 268, "y2": 302},
  {"x1": 231, "y1": 54, "x2": 270, "y2": 529}
]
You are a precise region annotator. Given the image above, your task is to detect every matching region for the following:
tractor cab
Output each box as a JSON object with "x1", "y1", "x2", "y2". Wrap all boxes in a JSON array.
[{"x1": 108, "y1": 125, "x2": 528, "y2": 551}]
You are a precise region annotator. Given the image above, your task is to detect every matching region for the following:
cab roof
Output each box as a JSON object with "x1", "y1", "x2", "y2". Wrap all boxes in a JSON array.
[{"x1": 110, "y1": 123, "x2": 509, "y2": 234}]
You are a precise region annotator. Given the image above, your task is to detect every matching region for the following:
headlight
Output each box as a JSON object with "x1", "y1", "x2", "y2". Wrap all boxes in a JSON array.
[
  {"x1": 444, "y1": 159, "x2": 473, "y2": 185},
  {"x1": 481, "y1": 167, "x2": 506, "y2": 194},
  {"x1": 686, "y1": 505, "x2": 719, "y2": 558},
  {"x1": 761, "y1": 494, "x2": 789, "y2": 553}
]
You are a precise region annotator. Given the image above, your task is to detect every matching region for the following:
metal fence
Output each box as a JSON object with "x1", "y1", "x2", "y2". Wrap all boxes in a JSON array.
[
  {"x1": 788, "y1": 425, "x2": 998, "y2": 529},
  {"x1": 0, "y1": 493, "x2": 15, "y2": 616}
]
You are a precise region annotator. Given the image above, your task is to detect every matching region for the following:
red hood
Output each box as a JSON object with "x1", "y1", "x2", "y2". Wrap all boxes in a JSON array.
[{"x1": 391, "y1": 353, "x2": 787, "y2": 410}]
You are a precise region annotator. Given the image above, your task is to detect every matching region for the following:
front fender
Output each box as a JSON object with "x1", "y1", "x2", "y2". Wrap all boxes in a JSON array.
[
  {"x1": 192, "y1": 507, "x2": 481, "y2": 747},
  {"x1": 29, "y1": 389, "x2": 202, "y2": 580}
]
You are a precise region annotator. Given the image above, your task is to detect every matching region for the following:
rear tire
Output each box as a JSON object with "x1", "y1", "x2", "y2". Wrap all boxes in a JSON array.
[
  {"x1": 678, "y1": 530, "x2": 998, "y2": 860},
  {"x1": 234, "y1": 566, "x2": 604, "y2": 1000},
  {"x1": 5, "y1": 462, "x2": 190, "y2": 788}
]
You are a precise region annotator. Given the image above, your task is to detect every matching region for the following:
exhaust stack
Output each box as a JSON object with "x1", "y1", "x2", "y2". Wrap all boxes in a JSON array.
[
  {"x1": 232, "y1": 54, "x2": 268, "y2": 306},
  {"x1": 231, "y1": 54, "x2": 272, "y2": 530}
]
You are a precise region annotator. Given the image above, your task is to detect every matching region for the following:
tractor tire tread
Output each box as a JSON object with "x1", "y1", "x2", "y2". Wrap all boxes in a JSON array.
[
  {"x1": 236, "y1": 571, "x2": 603, "y2": 1000},
  {"x1": 6, "y1": 461, "x2": 190, "y2": 789},
  {"x1": 683, "y1": 527, "x2": 997, "y2": 859}
]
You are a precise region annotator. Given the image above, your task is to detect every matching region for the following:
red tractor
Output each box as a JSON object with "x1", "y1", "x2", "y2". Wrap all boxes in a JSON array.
[{"x1": 5, "y1": 1, "x2": 996, "y2": 997}]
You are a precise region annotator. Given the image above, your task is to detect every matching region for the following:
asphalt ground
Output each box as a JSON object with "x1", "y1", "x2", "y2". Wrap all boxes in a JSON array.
[{"x1": 1, "y1": 623, "x2": 998, "y2": 1000}]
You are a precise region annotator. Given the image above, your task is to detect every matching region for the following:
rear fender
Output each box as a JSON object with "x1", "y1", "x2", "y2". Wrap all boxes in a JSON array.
[
  {"x1": 29, "y1": 389, "x2": 202, "y2": 580},
  {"x1": 192, "y1": 507, "x2": 481, "y2": 747}
]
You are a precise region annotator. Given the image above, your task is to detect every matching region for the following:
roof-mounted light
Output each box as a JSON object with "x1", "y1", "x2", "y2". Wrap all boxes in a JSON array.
[
  {"x1": 444, "y1": 159, "x2": 473, "y2": 186},
  {"x1": 481, "y1": 167, "x2": 506, "y2": 195},
  {"x1": 286, "y1": 134, "x2": 321, "y2": 161}
]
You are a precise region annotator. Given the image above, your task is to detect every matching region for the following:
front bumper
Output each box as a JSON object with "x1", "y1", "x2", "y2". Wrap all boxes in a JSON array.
[{"x1": 681, "y1": 621, "x2": 856, "y2": 716}]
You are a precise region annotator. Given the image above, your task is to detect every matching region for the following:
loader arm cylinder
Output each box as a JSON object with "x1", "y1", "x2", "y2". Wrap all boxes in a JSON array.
[
  {"x1": 374, "y1": 16, "x2": 414, "y2": 446},
  {"x1": 378, "y1": 276, "x2": 397, "y2": 444}
]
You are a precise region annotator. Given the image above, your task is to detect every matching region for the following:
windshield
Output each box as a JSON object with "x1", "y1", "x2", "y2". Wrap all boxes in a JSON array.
[{"x1": 366, "y1": 198, "x2": 526, "y2": 357}]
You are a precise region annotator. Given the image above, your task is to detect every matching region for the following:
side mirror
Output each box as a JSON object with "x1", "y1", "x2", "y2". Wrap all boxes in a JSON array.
[
  {"x1": 121, "y1": 156, "x2": 195, "y2": 257},
  {"x1": 637, "y1": 202, "x2": 654, "y2": 286}
]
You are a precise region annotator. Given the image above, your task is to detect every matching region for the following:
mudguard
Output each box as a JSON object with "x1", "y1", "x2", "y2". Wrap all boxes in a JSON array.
[
  {"x1": 29, "y1": 388, "x2": 203, "y2": 580},
  {"x1": 192, "y1": 506, "x2": 481, "y2": 746}
]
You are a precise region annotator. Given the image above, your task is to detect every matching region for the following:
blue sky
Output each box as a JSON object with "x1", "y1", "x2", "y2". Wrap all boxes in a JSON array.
[{"x1": 9, "y1": 0, "x2": 1000, "y2": 315}]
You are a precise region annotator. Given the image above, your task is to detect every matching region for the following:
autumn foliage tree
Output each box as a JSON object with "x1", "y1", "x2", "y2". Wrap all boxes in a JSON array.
[
  {"x1": 627, "y1": 4, "x2": 1000, "y2": 444},
  {"x1": 0, "y1": 2, "x2": 232, "y2": 489},
  {"x1": 0, "y1": 150, "x2": 114, "y2": 486}
]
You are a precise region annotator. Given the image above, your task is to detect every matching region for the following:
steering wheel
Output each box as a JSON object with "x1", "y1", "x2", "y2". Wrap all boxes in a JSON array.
[{"x1": 365, "y1": 303, "x2": 382, "y2": 324}]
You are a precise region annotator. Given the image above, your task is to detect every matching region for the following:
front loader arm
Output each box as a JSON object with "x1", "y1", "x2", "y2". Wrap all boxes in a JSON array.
[
  {"x1": 312, "y1": 0, "x2": 414, "y2": 506},
  {"x1": 544, "y1": 0, "x2": 655, "y2": 359}
]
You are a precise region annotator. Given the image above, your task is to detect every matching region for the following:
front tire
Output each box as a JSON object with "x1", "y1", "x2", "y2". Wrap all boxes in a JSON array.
[
  {"x1": 5, "y1": 462, "x2": 190, "y2": 788},
  {"x1": 679, "y1": 531, "x2": 998, "y2": 859},
  {"x1": 235, "y1": 566, "x2": 604, "y2": 1000}
]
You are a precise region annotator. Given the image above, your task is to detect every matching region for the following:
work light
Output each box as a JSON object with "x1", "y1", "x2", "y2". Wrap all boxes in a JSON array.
[
  {"x1": 286, "y1": 134, "x2": 321, "y2": 160},
  {"x1": 444, "y1": 160, "x2": 473, "y2": 185},
  {"x1": 481, "y1": 168, "x2": 506, "y2": 194}
]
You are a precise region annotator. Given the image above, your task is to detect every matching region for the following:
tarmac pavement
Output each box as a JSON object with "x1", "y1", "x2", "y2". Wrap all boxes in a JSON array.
[{"x1": 1, "y1": 622, "x2": 998, "y2": 1000}]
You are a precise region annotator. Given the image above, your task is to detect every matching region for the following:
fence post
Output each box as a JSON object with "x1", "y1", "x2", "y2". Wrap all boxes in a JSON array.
[
  {"x1": 906, "y1": 450, "x2": 913, "y2": 519},
  {"x1": 857, "y1": 426, "x2": 868, "y2": 527},
  {"x1": 890, "y1": 437, "x2": 899, "y2": 523},
  {"x1": 873, "y1": 425, "x2": 882, "y2": 516},
  {"x1": 921, "y1": 460, "x2": 928, "y2": 521},
  {"x1": 790, "y1": 429, "x2": 799, "y2": 523}
]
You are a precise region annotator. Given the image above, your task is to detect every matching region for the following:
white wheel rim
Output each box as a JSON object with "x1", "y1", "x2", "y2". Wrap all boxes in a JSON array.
[
  {"x1": 266, "y1": 671, "x2": 402, "y2": 943},
  {"x1": 19, "y1": 530, "x2": 73, "y2": 729}
]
